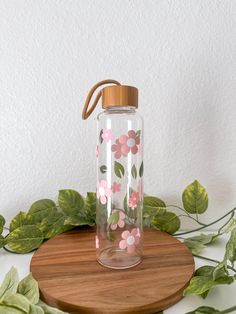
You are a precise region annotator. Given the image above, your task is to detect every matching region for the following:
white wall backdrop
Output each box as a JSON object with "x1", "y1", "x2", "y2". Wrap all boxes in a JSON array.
[{"x1": 0, "y1": 0, "x2": 236, "y2": 229}]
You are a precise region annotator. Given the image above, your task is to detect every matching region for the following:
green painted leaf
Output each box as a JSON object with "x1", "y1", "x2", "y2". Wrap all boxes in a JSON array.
[
  {"x1": 0, "y1": 305, "x2": 25, "y2": 314},
  {"x1": 151, "y1": 211, "x2": 180, "y2": 234},
  {"x1": 139, "y1": 161, "x2": 144, "y2": 177},
  {"x1": 64, "y1": 216, "x2": 89, "y2": 227},
  {"x1": 1, "y1": 293, "x2": 31, "y2": 313},
  {"x1": 131, "y1": 164, "x2": 137, "y2": 179},
  {"x1": 224, "y1": 227, "x2": 236, "y2": 266},
  {"x1": 28, "y1": 199, "x2": 57, "y2": 223},
  {"x1": 184, "y1": 234, "x2": 216, "y2": 254},
  {"x1": 100, "y1": 165, "x2": 107, "y2": 174},
  {"x1": 136, "y1": 130, "x2": 141, "y2": 136},
  {"x1": 0, "y1": 267, "x2": 19, "y2": 299},
  {"x1": 99, "y1": 130, "x2": 103, "y2": 144},
  {"x1": 108, "y1": 211, "x2": 119, "y2": 225},
  {"x1": 0, "y1": 214, "x2": 5, "y2": 234},
  {"x1": 58, "y1": 190, "x2": 84, "y2": 215},
  {"x1": 17, "y1": 273, "x2": 39, "y2": 304},
  {"x1": 144, "y1": 196, "x2": 166, "y2": 208},
  {"x1": 0, "y1": 235, "x2": 6, "y2": 249},
  {"x1": 10, "y1": 211, "x2": 33, "y2": 232},
  {"x1": 30, "y1": 304, "x2": 44, "y2": 314},
  {"x1": 39, "y1": 212, "x2": 73, "y2": 239},
  {"x1": 6, "y1": 225, "x2": 43, "y2": 253},
  {"x1": 186, "y1": 306, "x2": 220, "y2": 314},
  {"x1": 182, "y1": 180, "x2": 208, "y2": 214},
  {"x1": 114, "y1": 161, "x2": 125, "y2": 178},
  {"x1": 38, "y1": 300, "x2": 69, "y2": 313}
]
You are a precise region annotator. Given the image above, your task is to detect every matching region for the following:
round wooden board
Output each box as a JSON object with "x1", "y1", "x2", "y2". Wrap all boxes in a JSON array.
[{"x1": 30, "y1": 227, "x2": 194, "y2": 314}]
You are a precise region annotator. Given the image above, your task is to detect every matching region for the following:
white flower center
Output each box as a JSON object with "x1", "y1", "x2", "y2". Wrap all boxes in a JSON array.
[
  {"x1": 126, "y1": 235, "x2": 135, "y2": 246},
  {"x1": 127, "y1": 138, "x2": 135, "y2": 148},
  {"x1": 99, "y1": 187, "x2": 105, "y2": 196}
]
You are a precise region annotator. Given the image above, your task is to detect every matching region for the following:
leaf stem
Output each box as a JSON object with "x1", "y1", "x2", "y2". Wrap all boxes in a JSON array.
[
  {"x1": 217, "y1": 212, "x2": 235, "y2": 236},
  {"x1": 177, "y1": 214, "x2": 206, "y2": 226},
  {"x1": 219, "y1": 305, "x2": 236, "y2": 314},
  {"x1": 167, "y1": 205, "x2": 206, "y2": 226},
  {"x1": 175, "y1": 207, "x2": 236, "y2": 236},
  {"x1": 193, "y1": 254, "x2": 236, "y2": 273}
]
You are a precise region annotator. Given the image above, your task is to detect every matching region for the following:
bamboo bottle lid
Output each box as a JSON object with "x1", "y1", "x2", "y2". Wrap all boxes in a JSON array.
[{"x1": 82, "y1": 80, "x2": 138, "y2": 120}]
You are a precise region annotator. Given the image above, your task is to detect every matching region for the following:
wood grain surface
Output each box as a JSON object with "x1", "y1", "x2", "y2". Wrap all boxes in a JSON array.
[{"x1": 30, "y1": 227, "x2": 194, "y2": 314}]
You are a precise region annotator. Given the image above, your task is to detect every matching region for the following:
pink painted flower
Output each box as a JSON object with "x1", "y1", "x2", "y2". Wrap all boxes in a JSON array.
[
  {"x1": 110, "y1": 210, "x2": 126, "y2": 230},
  {"x1": 96, "y1": 180, "x2": 112, "y2": 204},
  {"x1": 101, "y1": 129, "x2": 113, "y2": 142},
  {"x1": 119, "y1": 228, "x2": 140, "y2": 253},
  {"x1": 111, "y1": 139, "x2": 123, "y2": 159},
  {"x1": 119, "y1": 130, "x2": 140, "y2": 156},
  {"x1": 95, "y1": 145, "x2": 99, "y2": 158},
  {"x1": 111, "y1": 130, "x2": 140, "y2": 159},
  {"x1": 128, "y1": 191, "x2": 139, "y2": 209},
  {"x1": 112, "y1": 181, "x2": 121, "y2": 193}
]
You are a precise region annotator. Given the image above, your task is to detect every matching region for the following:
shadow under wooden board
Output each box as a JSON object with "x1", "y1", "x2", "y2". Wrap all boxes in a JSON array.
[{"x1": 30, "y1": 227, "x2": 195, "y2": 314}]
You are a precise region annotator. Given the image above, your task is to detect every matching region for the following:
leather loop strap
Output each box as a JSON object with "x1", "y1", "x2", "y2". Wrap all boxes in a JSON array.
[{"x1": 82, "y1": 79, "x2": 121, "y2": 119}]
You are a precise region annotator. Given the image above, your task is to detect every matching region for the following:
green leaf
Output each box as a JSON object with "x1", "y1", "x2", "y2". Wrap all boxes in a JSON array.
[
  {"x1": 224, "y1": 227, "x2": 236, "y2": 266},
  {"x1": 6, "y1": 225, "x2": 43, "y2": 253},
  {"x1": 17, "y1": 273, "x2": 39, "y2": 304},
  {"x1": 64, "y1": 216, "x2": 89, "y2": 227},
  {"x1": 0, "y1": 305, "x2": 25, "y2": 314},
  {"x1": 131, "y1": 165, "x2": 137, "y2": 179},
  {"x1": 28, "y1": 199, "x2": 57, "y2": 223},
  {"x1": 0, "y1": 267, "x2": 19, "y2": 299},
  {"x1": 0, "y1": 214, "x2": 5, "y2": 234},
  {"x1": 184, "y1": 240, "x2": 206, "y2": 255},
  {"x1": 100, "y1": 165, "x2": 107, "y2": 174},
  {"x1": 10, "y1": 211, "x2": 33, "y2": 232},
  {"x1": 182, "y1": 180, "x2": 208, "y2": 214},
  {"x1": 37, "y1": 300, "x2": 69, "y2": 313},
  {"x1": 183, "y1": 276, "x2": 215, "y2": 296},
  {"x1": 58, "y1": 190, "x2": 84, "y2": 216},
  {"x1": 143, "y1": 206, "x2": 167, "y2": 227},
  {"x1": 1, "y1": 293, "x2": 31, "y2": 313},
  {"x1": 114, "y1": 161, "x2": 125, "y2": 178},
  {"x1": 84, "y1": 192, "x2": 96, "y2": 225},
  {"x1": 30, "y1": 304, "x2": 44, "y2": 314},
  {"x1": 144, "y1": 196, "x2": 166, "y2": 208},
  {"x1": 184, "y1": 264, "x2": 234, "y2": 298},
  {"x1": 184, "y1": 234, "x2": 216, "y2": 254},
  {"x1": 186, "y1": 306, "x2": 220, "y2": 314},
  {"x1": 139, "y1": 161, "x2": 144, "y2": 177},
  {"x1": 222, "y1": 218, "x2": 236, "y2": 234},
  {"x1": 0, "y1": 235, "x2": 6, "y2": 249},
  {"x1": 39, "y1": 212, "x2": 73, "y2": 239},
  {"x1": 136, "y1": 130, "x2": 141, "y2": 137},
  {"x1": 151, "y1": 211, "x2": 180, "y2": 234},
  {"x1": 108, "y1": 211, "x2": 120, "y2": 225}
]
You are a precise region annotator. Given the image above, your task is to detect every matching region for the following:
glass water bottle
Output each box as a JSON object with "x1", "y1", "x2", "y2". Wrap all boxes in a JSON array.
[{"x1": 82, "y1": 80, "x2": 143, "y2": 269}]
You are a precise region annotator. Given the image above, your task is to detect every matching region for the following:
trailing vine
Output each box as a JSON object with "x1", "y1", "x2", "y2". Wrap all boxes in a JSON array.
[{"x1": 0, "y1": 180, "x2": 236, "y2": 313}]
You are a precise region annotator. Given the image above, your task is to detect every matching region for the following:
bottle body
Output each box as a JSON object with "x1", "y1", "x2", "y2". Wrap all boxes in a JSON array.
[{"x1": 96, "y1": 106, "x2": 143, "y2": 269}]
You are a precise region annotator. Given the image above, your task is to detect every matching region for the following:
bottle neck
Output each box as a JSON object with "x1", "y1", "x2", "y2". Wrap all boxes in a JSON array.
[{"x1": 104, "y1": 106, "x2": 136, "y2": 112}]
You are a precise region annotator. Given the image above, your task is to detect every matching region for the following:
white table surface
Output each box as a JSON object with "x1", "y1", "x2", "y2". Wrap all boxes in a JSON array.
[{"x1": 0, "y1": 232, "x2": 236, "y2": 314}]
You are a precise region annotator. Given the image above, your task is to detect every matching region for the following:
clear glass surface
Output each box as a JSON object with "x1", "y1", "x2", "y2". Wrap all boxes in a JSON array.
[{"x1": 96, "y1": 106, "x2": 143, "y2": 269}]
